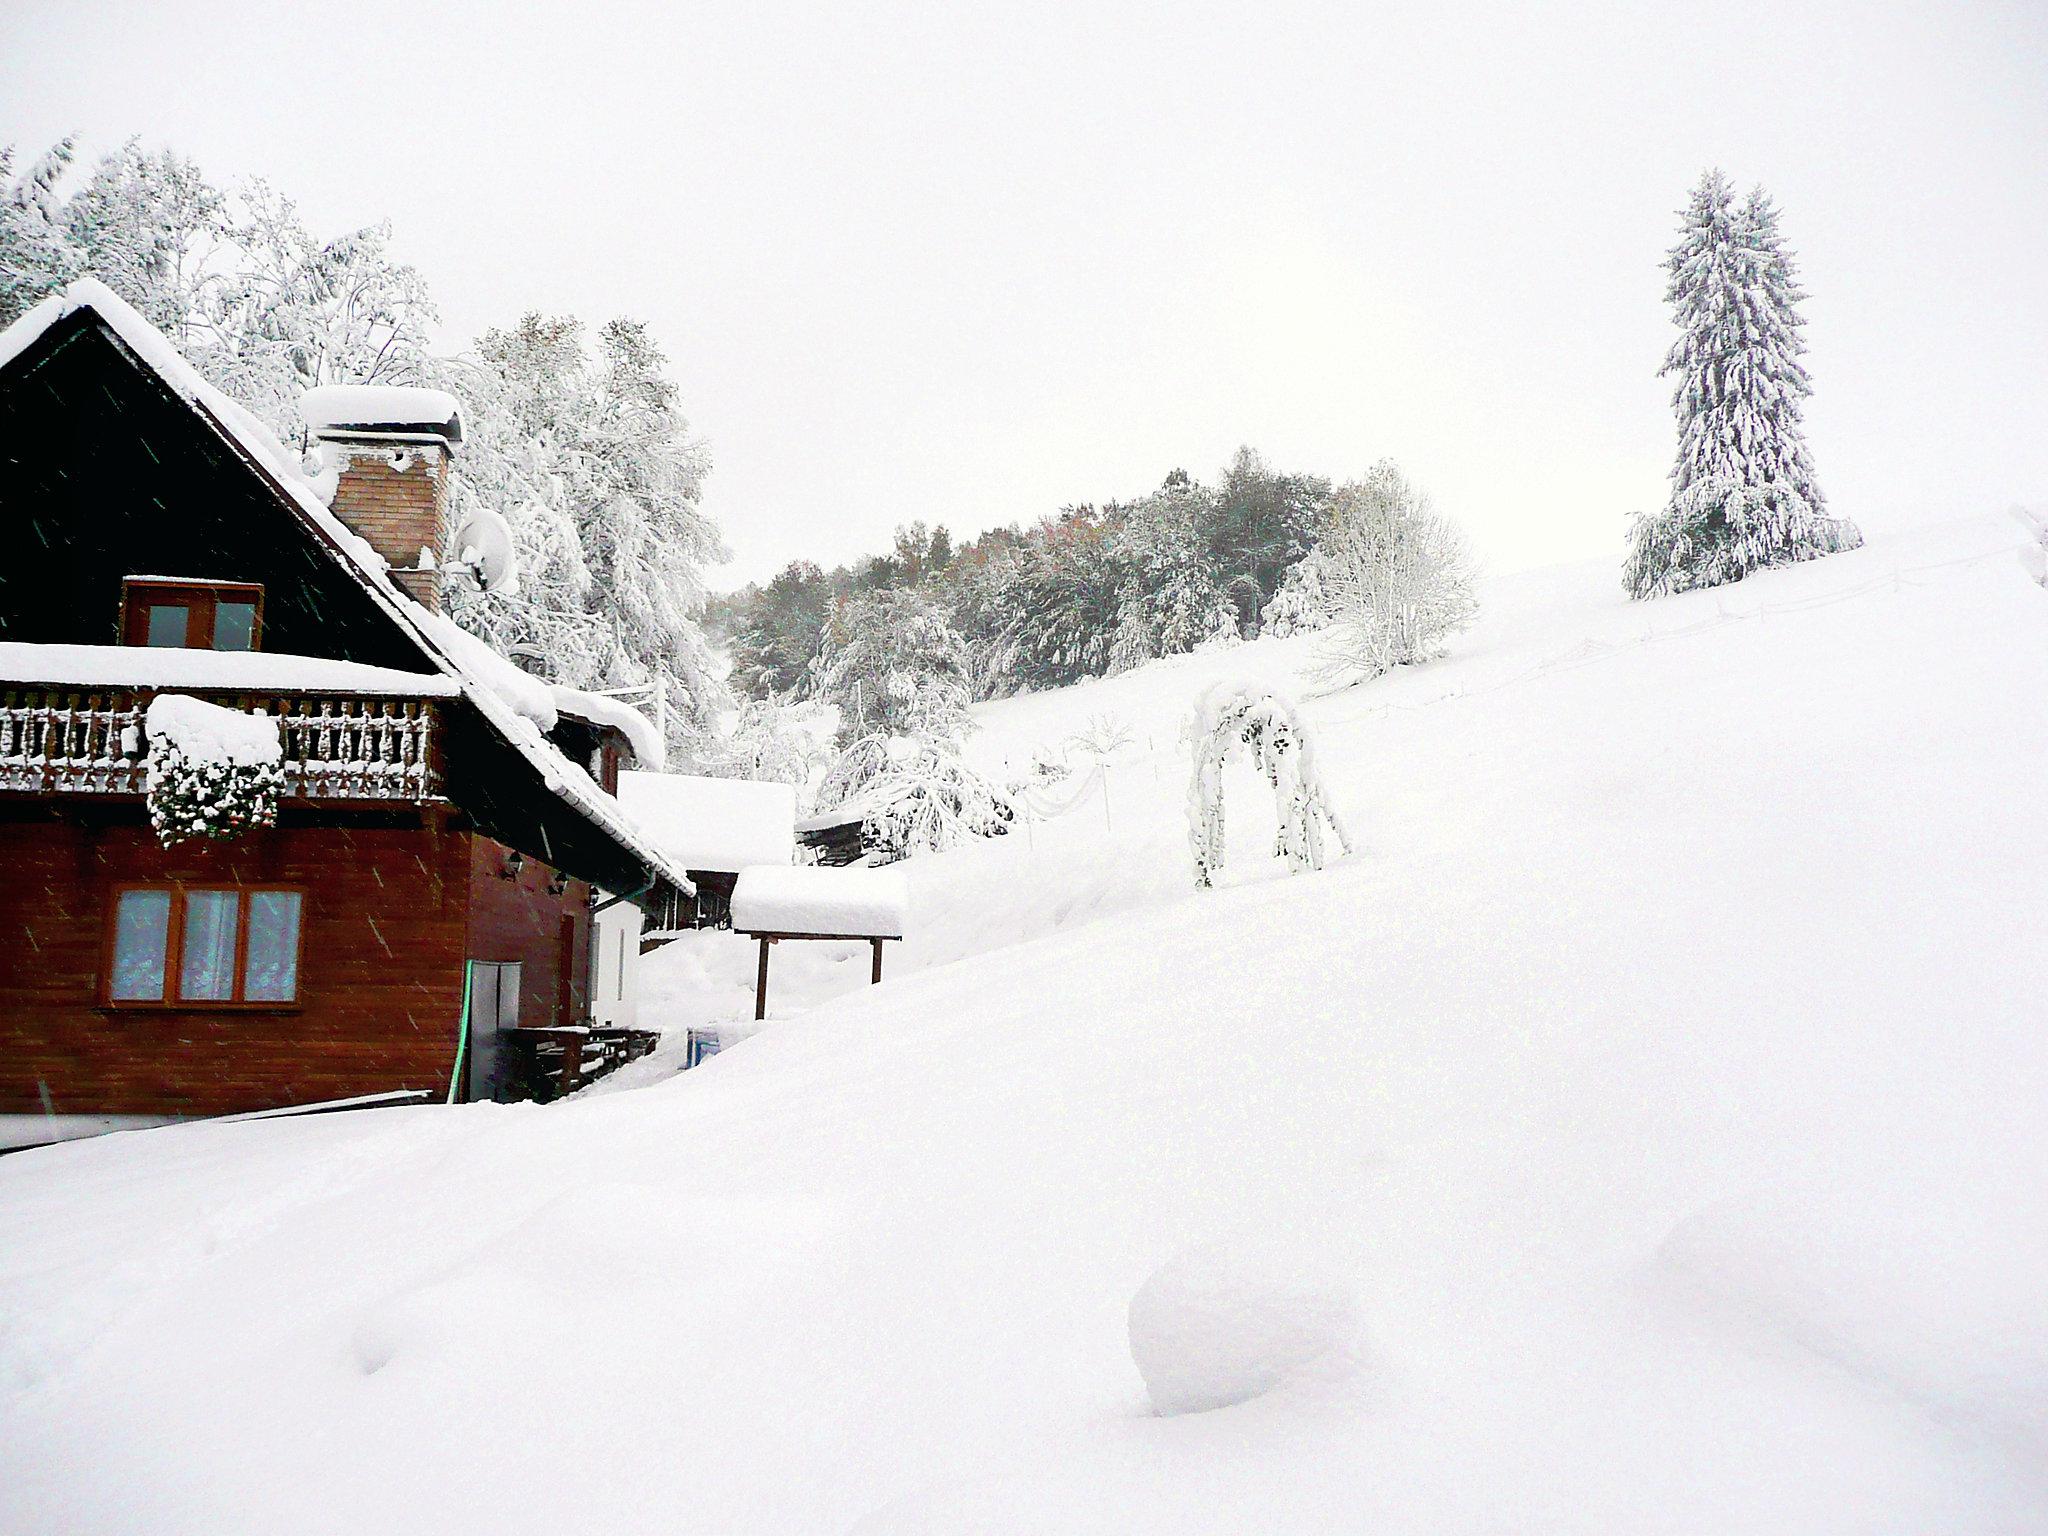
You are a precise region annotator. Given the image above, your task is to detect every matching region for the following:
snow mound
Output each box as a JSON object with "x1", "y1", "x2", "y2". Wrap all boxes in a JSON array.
[
  {"x1": 1653, "y1": 1158, "x2": 2048, "y2": 1460},
  {"x1": 144, "y1": 694, "x2": 282, "y2": 766},
  {"x1": 1128, "y1": 1243, "x2": 1365, "y2": 1415}
]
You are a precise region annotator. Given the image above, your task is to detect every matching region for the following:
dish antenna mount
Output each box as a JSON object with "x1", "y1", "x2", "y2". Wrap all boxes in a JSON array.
[{"x1": 447, "y1": 507, "x2": 521, "y2": 595}]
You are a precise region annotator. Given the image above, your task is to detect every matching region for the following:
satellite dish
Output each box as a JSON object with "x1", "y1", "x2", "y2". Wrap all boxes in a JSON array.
[{"x1": 449, "y1": 506, "x2": 521, "y2": 595}]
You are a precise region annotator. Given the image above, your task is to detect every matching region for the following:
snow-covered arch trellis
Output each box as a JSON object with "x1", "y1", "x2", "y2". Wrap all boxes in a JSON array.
[{"x1": 1184, "y1": 683, "x2": 1351, "y2": 889}]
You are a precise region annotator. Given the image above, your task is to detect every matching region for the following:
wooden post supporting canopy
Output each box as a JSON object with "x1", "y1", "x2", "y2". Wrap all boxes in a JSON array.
[{"x1": 743, "y1": 930, "x2": 898, "y2": 1023}]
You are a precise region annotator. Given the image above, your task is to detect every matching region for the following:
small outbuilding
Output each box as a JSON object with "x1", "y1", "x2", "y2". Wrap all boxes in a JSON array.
[{"x1": 730, "y1": 864, "x2": 908, "y2": 1020}]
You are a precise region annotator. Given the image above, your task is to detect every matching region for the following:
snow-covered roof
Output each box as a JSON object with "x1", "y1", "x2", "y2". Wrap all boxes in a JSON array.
[
  {"x1": 0, "y1": 279, "x2": 691, "y2": 901},
  {"x1": 618, "y1": 771, "x2": 796, "y2": 873},
  {"x1": 795, "y1": 799, "x2": 872, "y2": 834},
  {"x1": 0, "y1": 642, "x2": 461, "y2": 696},
  {"x1": 300, "y1": 384, "x2": 462, "y2": 445},
  {"x1": 730, "y1": 863, "x2": 906, "y2": 938},
  {"x1": 555, "y1": 686, "x2": 666, "y2": 770},
  {"x1": 405, "y1": 608, "x2": 559, "y2": 729}
]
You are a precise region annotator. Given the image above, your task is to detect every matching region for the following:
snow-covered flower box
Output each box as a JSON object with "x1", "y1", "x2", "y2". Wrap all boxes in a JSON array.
[{"x1": 143, "y1": 694, "x2": 286, "y2": 846}]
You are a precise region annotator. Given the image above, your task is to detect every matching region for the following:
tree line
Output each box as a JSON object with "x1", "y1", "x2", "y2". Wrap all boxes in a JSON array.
[{"x1": 715, "y1": 446, "x2": 1472, "y2": 711}]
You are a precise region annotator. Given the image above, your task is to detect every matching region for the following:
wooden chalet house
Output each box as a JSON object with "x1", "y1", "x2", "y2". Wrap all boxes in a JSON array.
[{"x1": 0, "y1": 280, "x2": 697, "y2": 1145}]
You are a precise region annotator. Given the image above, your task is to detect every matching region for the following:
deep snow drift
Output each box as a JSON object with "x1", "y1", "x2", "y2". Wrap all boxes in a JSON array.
[{"x1": 3, "y1": 514, "x2": 2046, "y2": 1534}]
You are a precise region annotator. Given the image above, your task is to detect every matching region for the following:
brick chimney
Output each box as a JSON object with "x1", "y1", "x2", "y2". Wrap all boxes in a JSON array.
[{"x1": 301, "y1": 386, "x2": 464, "y2": 612}]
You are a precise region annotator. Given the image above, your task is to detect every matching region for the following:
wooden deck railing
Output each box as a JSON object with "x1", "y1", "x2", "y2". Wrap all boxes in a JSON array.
[{"x1": 0, "y1": 687, "x2": 442, "y2": 801}]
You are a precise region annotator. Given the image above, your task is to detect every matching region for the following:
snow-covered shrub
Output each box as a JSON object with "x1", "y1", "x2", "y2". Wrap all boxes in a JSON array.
[
  {"x1": 1184, "y1": 683, "x2": 1350, "y2": 889},
  {"x1": 1128, "y1": 1243, "x2": 1365, "y2": 1415},
  {"x1": 1626, "y1": 171, "x2": 1861, "y2": 599},
  {"x1": 1313, "y1": 463, "x2": 1476, "y2": 684},
  {"x1": 1067, "y1": 712, "x2": 1135, "y2": 763},
  {"x1": 1004, "y1": 748, "x2": 1071, "y2": 802},
  {"x1": 817, "y1": 734, "x2": 1014, "y2": 864},
  {"x1": 143, "y1": 694, "x2": 285, "y2": 847}
]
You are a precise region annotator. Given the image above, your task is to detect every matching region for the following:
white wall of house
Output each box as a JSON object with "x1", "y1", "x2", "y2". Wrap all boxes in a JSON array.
[{"x1": 590, "y1": 898, "x2": 642, "y2": 1029}]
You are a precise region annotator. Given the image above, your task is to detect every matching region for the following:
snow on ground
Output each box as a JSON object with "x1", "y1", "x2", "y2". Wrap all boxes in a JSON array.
[{"x1": 3, "y1": 513, "x2": 2047, "y2": 1533}]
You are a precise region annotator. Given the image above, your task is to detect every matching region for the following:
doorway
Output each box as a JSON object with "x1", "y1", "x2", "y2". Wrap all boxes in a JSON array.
[{"x1": 465, "y1": 960, "x2": 523, "y2": 1102}]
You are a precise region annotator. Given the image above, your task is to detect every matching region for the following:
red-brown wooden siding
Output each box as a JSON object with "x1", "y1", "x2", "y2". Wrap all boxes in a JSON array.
[
  {"x1": 0, "y1": 808, "x2": 597, "y2": 1118},
  {"x1": 463, "y1": 834, "x2": 592, "y2": 1032}
]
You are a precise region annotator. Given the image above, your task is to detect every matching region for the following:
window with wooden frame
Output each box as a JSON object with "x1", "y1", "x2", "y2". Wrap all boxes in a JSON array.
[
  {"x1": 105, "y1": 885, "x2": 305, "y2": 1007},
  {"x1": 119, "y1": 578, "x2": 264, "y2": 652}
]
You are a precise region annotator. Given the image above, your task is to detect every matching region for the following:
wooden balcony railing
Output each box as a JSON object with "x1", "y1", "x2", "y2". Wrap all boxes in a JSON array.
[{"x1": 0, "y1": 688, "x2": 442, "y2": 801}]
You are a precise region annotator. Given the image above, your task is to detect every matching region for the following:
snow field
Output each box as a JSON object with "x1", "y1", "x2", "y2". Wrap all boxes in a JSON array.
[{"x1": 2, "y1": 513, "x2": 2045, "y2": 1533}]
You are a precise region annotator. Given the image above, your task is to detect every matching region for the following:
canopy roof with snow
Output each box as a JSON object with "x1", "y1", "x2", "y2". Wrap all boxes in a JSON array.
[
  {"x1": 0, "y1": 279, "x2": 688, "y2": 907},
  {"x1": 730, "y1": 864, "x2": 907, "y2": 939},
  {"x1": 618, "y1": 771, "x2": 795, "y2": 873}
]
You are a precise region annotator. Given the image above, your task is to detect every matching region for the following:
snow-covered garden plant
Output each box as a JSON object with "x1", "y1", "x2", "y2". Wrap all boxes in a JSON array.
[
  {"x1": 1625, "y1": 171, "x2": 1862, "y2": 599},
  {"x1": 143, "y1": 694, "x2": 285, "y2": 847},
  {"x1": 1313, "y1": 463, "x2": 1476, "y2": 684},
  {"x1": 817, "y1": 734, "x2": 1015, "y2": 864},
  {"x1": 1184, "y1": 683, "x2": 1350, "y2": 889}
]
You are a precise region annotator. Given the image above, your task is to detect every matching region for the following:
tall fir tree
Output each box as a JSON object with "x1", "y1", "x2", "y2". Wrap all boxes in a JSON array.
[{"x1": 1625, "y1": 170, "x2": 1860, "y2": 598}]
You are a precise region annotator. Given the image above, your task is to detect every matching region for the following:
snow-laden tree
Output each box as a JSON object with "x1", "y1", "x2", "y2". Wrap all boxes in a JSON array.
[
  {"x1": 814, "y1": 734, "x2": 1014, "y2": 864},
  {"x1": 6, "y1": 141, "x2": 439, "y2": 442},
  {"x1": 55, "y1": 141, "x2": 227, "y2": 344},
  {"x1": 1625, "y1": 171, "x2": 1862, "y2": 598},
  {"x1": 813, "y1": 588, "x2": 972, "y2": 747},
  {"x1": 438, "y1": 311, "x2": 731, "y2": 762},
  {"x1": 1259, "y1": 553, "x2": 1331, "y2": 637},
  {"x1": 709, "y1": 698, "x2": 826, "y2": 787},
  {"x1": 1206, "y1": 447, "x2": 1333, "y2": 629},
  {"x1": 209, "y1": 183, "x2": 439, "y2": 440},
  {"x1": 725, "y1": 560, "x2": 834, "y2": 697},
  {"x1": 1184, "y1": 683, "x2": 1350, "y2": 889},
  {"x1": 1111, "y1": 480, "x2": 1241, "y2": 666},
  {"x1": 1313, "y1": 462, "x2": 1476, "y2": 683},
  {"x1": 0, "y1": 140, "x2": 81, "y2": 323}
]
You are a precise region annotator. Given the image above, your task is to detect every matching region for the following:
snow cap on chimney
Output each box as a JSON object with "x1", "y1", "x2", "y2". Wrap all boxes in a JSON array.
[
  {"x1": 300, "y1": 384, "x2": 462, "y2": 448},
  {"x1": 301, "y1": 385, "x2": 464, "y2": 611}
]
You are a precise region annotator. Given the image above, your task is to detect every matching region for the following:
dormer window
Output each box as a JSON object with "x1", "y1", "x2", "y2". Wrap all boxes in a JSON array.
[{"x1": 121, "y1": 578, "x2": 264, "y2": 651}]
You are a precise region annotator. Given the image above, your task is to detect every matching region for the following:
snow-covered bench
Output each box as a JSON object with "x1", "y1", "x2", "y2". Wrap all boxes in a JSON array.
[{"x1": 729, "y1": 864, "x2": 908, "y2": 1020}]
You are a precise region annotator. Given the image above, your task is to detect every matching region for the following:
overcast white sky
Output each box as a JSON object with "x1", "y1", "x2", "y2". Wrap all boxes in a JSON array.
[{"x1": 4, "y1": 0, "x2": 2043, "y2": 588}]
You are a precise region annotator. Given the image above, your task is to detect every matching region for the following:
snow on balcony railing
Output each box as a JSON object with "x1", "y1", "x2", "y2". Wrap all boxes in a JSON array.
[{"x1": 0, "y1": 688, "x2": 441, "y2": 801}]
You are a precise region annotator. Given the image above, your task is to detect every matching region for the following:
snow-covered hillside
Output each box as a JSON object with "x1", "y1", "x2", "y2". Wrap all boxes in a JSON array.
[{"x1": 4, "y1": 514, "x2": 2046, "y2": 1534}]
